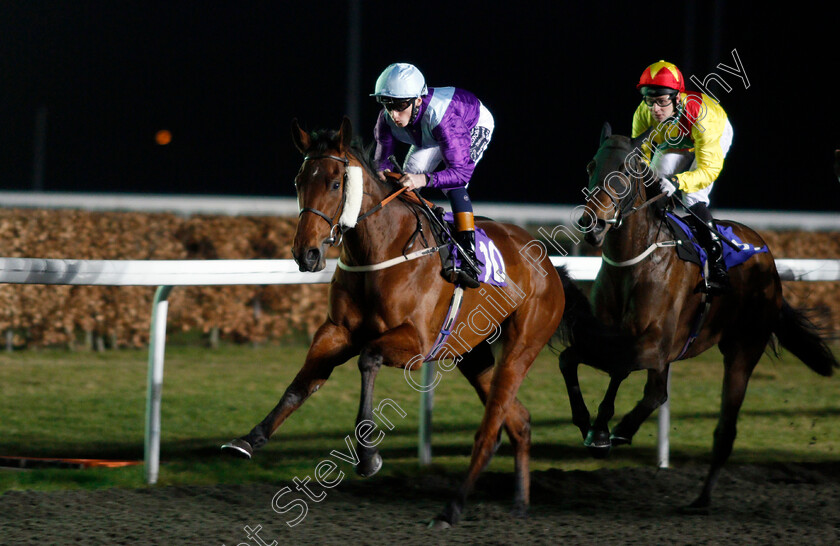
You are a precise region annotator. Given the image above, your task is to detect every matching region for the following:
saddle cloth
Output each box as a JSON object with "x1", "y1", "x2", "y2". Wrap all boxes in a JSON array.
[
  {"x1": 664, "y1": 212, "x2": 768, "y2": 274},
  {"x1": 442, "y1": 212, "x2": 507, "y2": 286}
]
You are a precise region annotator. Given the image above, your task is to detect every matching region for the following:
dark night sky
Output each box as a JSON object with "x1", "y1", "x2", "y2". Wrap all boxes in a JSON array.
[{"x1": 0, "y1": 1, "x2": 837, "y2": 211}]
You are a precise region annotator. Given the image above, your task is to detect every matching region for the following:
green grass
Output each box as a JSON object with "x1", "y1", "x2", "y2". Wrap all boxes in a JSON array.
[{"x1": 0, "y1": 341, "x2": 838, "y2": 492}]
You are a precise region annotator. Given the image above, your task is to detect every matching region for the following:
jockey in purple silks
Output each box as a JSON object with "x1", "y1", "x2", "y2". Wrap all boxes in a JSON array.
[{"x1": 371, "y1": 62, "x2": 494, "y2": 289}]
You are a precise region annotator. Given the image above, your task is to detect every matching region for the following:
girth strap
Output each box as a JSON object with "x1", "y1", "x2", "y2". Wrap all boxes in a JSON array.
[{"x1": 424, "y1": 286, "x2": 466, "y2": 362}]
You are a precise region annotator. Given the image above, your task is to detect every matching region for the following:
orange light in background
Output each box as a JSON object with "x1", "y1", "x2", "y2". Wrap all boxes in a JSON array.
[{"x1": 155, "y1": 129, "x2": 172, "y2": 146}]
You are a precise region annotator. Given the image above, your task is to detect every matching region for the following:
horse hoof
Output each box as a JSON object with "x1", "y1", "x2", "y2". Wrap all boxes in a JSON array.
[
  {"x1": 584, "y1": 430, "x2": 612, "y2": 459},
  {"x1": 221, "y1": 438, "x2": 253, "y2": 460},
  {"x1": 355, "y1": 452, "x2": 383, "y2": 478},
  {"x1": 432, "y1": 501, "x2": 461, "y2": 528},
  {"x1": 511, "y1": 501, "x2": 529, "y2": 518}
]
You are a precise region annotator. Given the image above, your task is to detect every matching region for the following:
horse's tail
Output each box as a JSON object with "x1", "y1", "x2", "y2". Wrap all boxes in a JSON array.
[
  {"x1": 772, "y1": 299, "x2": 838, "y2": 377},
  {"x1": 553, "y1": 266, "x2": 636, "y2": 373}
]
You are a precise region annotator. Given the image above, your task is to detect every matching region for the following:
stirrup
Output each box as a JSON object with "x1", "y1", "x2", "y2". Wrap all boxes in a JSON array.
[
  {"x1": 441, "y1": 263, "x2": 480, "y2": 289},
  {"x1": 704, "y1": 268, "x2": 732, "y2": 295},
  {"x1": 695, "y1": 259, "x2": 731, "y2": 295},
  {"x1": 455, "y1": 268, "x2": 480, "y2": 289},
  {"x1": 708, "y1": 272, "x2": 732, "y2": 294}
]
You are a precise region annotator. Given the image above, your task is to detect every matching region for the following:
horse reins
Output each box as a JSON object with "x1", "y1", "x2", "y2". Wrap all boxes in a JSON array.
[
  {"x1": 598, "y1": 155, "x2": 665, "y2": 228},
  {"x1": 598, "y1": 155, "x2": 676, "y2": 266}
]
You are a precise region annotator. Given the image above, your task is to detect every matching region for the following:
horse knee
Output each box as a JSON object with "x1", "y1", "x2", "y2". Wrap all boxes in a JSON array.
[
  {"x1": 514, "y1": 421, "x2": 531, "y2": 447},
  {"x1": 504, "y1": 416, "x2": 531, "y2": 447},
  {"x1": 358, "y1": 349, "x2": 383, "y2": 373}
]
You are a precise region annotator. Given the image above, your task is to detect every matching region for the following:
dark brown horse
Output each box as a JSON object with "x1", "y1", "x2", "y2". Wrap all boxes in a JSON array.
[
  {"x1": 222, "y1": 117, "x2": 567, "y2": 526},
  {"x1": 557, "y1": 123, "x2": 837, "y2": 511}
]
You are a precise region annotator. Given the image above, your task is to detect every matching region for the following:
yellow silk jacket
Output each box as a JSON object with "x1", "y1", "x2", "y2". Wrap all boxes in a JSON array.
[{"x1": 631, "y1": 91, "x2": 729, "y2": 193}]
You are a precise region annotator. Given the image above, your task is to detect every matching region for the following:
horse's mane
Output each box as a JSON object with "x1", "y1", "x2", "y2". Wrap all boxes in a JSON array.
[{"x1": 306, "y1": 128, "x2": 379, "y2": 179}]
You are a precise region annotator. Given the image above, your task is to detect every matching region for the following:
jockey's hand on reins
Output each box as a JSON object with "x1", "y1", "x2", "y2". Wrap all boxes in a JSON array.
[
  {"x1": 382, "y1": 168, "x2": 426, "y2": 191},
  {"x1": 381, "y1": 171, "x2": 402, "y2": 183},
  {"x1": 399, "y1": 173, "x2": 428, "y2": 190}
]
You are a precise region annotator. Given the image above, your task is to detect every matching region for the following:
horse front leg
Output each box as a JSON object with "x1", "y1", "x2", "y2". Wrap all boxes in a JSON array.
[
  {"x1": 353, "y1": 323, "x2": 424, "y2": 478},
  {"x1": 585, "y1": 371, "x2": 628, "y2": 458},
  {"x1": 611, "y1": 365, "x2": 671, "y2": 446},
  {"x1": 353, "y1": 350, "x2": 383, "y2": 477},
  {"x1": 559, "y1": 347, "x2": 591, "y2": 441},
  {"x1": 221, "y1": 320, "x2": 356, "y2": 459}
]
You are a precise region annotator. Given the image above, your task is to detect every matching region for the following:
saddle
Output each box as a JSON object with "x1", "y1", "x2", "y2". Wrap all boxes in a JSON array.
[
  {"x1": 661, "y1": 210, "x2": 768, "y2": 272},
  {"x1": 384, "y1": 177, "x2": 505, "y2": 287},
  {"x1": 661, "y1": 209, "x2": 766, "y2": 358}
]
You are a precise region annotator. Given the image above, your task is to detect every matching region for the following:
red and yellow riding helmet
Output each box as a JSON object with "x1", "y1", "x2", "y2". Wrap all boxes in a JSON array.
[{"x1": 637, "y1": 60, "x2": 685, "y2": 94}]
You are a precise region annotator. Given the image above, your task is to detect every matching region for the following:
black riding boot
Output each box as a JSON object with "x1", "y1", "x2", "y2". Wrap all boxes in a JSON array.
[
  {"x1": 689, "y1": 204, "x2": 731, "y2": 295},
  {"x1": 453, "y1": 230, "x2": 481, "y2": 289}
]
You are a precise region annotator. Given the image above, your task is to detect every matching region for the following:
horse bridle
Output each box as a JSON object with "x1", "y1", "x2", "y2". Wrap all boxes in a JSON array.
[
  {"x1": 298, "y1": 153, "x2": 411, "y2": 248},
  {"x1": 596, "y1": 151, "x2": 663, "y2": 229},
  {"x1": 298, "y1": 153, "x2": 351, "y2": 247}
]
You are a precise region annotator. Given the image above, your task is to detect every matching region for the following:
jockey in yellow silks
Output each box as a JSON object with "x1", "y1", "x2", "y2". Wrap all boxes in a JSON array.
[{"x1": 632, "y1": 60, "x2": 734, "y2": 294}]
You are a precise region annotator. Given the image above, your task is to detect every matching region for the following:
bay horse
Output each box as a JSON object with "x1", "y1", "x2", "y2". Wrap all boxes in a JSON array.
[
  {"x1": 557, "y1": 123, "x2": 838, "y2": 511},
  {"x1": 222, "y1": 116, "x2": 567, "y2": 526}
]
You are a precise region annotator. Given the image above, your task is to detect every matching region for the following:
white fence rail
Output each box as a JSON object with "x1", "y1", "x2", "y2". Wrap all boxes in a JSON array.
[{"x1": 0, "y1": 256, "x2": 838, "y2": 483}]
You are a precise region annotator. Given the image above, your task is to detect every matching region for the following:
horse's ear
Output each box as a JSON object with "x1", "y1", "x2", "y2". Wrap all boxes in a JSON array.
[
  {"x1": 630, "y1": 127, "x2": 653, "y2": 150},
  {"x1": 291, "y1": 118, "x2": 310, "y2": 155},
  {"x1": 600, "y1": 122, "x2": 612, "y2": 144},
  {"x1": 338, "y1": 116, "x2": 353, "y2": 152}
]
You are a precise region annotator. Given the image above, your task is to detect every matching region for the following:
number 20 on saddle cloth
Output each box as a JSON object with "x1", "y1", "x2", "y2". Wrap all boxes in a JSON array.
[
  {"x1": 665, "y1": 212, "x2": 768, "y2": 273},
  {"x1": 442, "y1": 212, "x2": 507, "y2": 286}
]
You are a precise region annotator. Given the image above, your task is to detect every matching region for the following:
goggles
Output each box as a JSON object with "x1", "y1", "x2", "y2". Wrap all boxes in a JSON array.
[
  {"x1": 643, "y1": 95, "x2": 677, "y2": 108},
  {"x1": 378, "y1": 97, "x2": 414, "y2": 112}
]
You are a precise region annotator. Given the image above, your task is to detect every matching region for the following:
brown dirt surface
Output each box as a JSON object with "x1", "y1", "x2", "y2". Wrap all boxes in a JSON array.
[{"x1": 2, "y1": 463, "x2": 840, "y2": 545}]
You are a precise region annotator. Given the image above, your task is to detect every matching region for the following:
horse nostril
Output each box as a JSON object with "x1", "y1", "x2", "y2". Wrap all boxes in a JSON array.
[
  {"x1": 576, "y1": 214, "x2": 602, "y2": 234},
  {"x1": 305, "y1": 248, "x2": 321, "y2": 268}
]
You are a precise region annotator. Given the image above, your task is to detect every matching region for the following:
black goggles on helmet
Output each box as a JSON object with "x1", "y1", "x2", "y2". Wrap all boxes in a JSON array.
[
  {"x1": 640, "y1": 86, "x2": 679, "y2": 107},
  {"x1": 377, "y1": 97, "x2": 414, "y2": 112}
]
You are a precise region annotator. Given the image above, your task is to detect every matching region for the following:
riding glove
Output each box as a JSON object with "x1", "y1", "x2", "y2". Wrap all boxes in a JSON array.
[{"x1": 659, "y1": 176, "x2": 677, "y2": 196}]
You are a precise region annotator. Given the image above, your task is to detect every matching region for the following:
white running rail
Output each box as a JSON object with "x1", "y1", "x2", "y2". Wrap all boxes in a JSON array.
[{"x1": 0, "y1": 256, "x2": 837, "y2": 482}]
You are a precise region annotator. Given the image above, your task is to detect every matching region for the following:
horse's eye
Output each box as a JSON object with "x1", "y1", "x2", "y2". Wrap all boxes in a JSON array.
[{"x1": 332, "y1": 181, "x2": 341, "y2": 190}]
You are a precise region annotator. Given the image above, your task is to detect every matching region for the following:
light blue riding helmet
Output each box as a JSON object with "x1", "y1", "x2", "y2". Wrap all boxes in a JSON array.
[{"x1": 371, "y1": 63, "x2": 428, "y2": 99}]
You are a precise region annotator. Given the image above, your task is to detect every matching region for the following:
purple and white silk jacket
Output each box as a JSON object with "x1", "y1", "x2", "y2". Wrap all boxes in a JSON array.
[{"x1": 373, "y1": 87, "x2": 486, "y2": 189}]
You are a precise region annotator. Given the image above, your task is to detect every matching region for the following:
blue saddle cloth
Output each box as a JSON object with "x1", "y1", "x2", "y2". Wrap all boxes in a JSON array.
[{"x1": 665, "y1": 212, "x2": 768, "y2": 271}]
